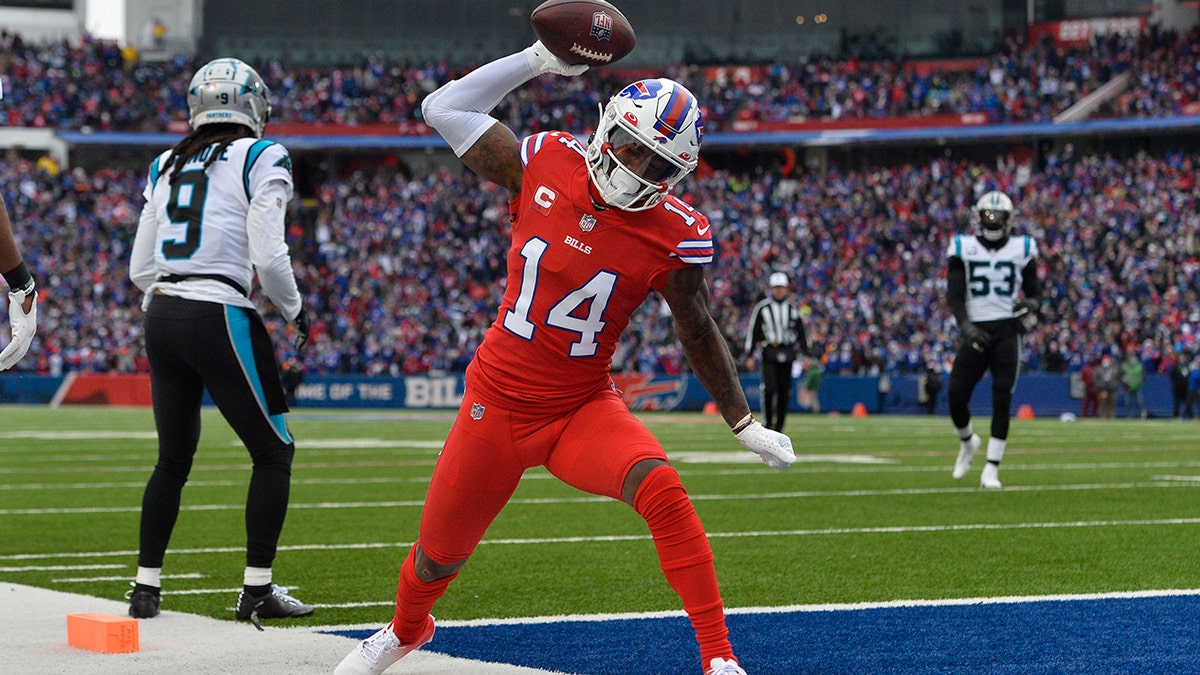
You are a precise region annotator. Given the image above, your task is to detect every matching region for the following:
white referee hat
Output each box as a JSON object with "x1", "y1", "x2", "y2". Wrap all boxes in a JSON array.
[{"x1": 769, "y1": 272, "x2": 789, "y2": 288}]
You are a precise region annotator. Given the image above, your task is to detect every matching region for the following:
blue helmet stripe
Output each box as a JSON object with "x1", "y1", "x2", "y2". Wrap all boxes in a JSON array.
[{"x1": 653, "y1": 85, "x2": 694, "y2": 139}]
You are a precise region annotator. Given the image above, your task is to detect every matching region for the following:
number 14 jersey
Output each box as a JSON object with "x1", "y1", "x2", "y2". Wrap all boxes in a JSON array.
[{"x1": 468, "y1": 131, "x2": 714, "y2": 412}]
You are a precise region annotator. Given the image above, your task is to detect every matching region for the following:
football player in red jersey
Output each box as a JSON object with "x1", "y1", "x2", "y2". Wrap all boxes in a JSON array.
[{"x1": 336, "y1": 41, "x2": 797, "y2": 675}]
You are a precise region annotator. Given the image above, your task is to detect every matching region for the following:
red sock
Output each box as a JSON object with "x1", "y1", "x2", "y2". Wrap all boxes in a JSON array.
[
  {"x1": 393, "y1": 543, "x2": 456, "y2": 644},
  {"x1": 634, "y1": 465, "x2": 734, "y2": 665}
]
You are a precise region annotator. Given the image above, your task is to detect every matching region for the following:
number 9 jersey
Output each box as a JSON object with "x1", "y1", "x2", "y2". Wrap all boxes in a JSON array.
[
  {"x1": 468, "y1": 131, "x2": 714, "y2": 413},
  {"x1": 946, "y1": 233, "x2": 1038, "y2": 323},
  {"x1": 136, "y1": 138, "x2": 294, "y2": 310}
]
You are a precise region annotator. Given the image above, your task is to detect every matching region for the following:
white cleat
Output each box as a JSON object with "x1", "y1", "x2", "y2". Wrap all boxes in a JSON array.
[
  {"x1": 333, "y1": 617, "x2": 435, "y2": 675},
  {"x1": 706, "y1": 657, "x2": 748, "y2": 675},
  {"x1": 952, "y1": 434, "x2": 981, "y2": 480},
  {"x1": 980, "y1": 463, "x2": 1002, "y2": 489}
]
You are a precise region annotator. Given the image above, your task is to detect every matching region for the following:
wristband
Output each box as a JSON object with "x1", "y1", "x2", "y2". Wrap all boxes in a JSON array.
[
  {"x1": 731, "y1": 413, "x2": 755, "y2": 435},
  {"x1": 2, "y1": 261, "x2": 34, "y2": 294}
]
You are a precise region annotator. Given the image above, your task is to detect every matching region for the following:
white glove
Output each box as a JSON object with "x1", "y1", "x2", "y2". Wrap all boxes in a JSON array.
[
  {"x1": 524, "y1": 40, "x2": 589, "y2": 77},
  {"x1": 735, "y1": 419, "x2": 796, "y2": 470},
  {"x1": 0, "y1": 285, "x2": 37, "y2": 370}
]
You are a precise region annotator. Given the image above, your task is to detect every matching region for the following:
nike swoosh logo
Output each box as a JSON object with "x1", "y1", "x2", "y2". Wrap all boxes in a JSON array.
[{"x1": 696, "y1": 222, "x2": 711, "y2": 236}]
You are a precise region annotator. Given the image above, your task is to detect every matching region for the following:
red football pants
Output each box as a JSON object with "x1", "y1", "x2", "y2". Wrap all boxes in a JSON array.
[
  {"x1": 393, "y1": 384, "x2": 734, "y2": 664},
  {"x1": 419, "y1": 385, "x2": 665, "y2": 563}
]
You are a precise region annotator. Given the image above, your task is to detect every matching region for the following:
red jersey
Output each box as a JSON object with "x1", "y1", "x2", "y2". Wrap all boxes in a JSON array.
[{"x1": 467, "y1": 131, "x2": 714, "y2": 412}]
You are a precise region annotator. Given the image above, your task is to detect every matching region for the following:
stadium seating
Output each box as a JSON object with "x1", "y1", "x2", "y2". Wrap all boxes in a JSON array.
[
  {"x1": 3, "y1": 28, "x2": 1199, "y2": 132},
  {"x1": 1, "y1": 29, "x2": 1197, "y2": 384}
]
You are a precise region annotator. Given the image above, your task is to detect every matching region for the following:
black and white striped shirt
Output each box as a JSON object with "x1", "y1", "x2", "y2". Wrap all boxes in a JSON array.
[{"x1": 745, "y1": 298, "x2": 809, "y2": 357}]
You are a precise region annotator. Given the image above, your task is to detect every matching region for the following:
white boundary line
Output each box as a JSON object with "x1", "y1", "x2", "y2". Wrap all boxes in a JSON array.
[{"x1": 315, "y1": 588, "x2": 1200, "y2": 631}]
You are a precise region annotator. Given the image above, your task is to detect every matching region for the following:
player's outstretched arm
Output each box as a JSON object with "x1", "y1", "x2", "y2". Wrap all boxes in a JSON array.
[
  {"x1": 0, "y1": 199, "x2": 36, "y2": 370},
  {"x1": 661, "y1": 266, "x2": 796, "y2": 470},
  {"x1": 421, "y1": 42, "x2": 586, "y2": 193},
  {"x1": 0, "y1": 281, "x2": 35, "y2": 371}
]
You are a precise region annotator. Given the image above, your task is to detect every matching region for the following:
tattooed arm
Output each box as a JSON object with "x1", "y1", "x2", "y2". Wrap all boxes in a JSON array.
[
  {"x1": 660, "y1": 265, "x2": 753, "y2": 429},
  {"x1": 421, "y1": 43, "x2": 585, "y2": 195}
]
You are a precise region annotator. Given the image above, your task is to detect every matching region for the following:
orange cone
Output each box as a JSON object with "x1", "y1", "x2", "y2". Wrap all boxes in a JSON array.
[
  {"x1": 702, "y1": 401, "x2": 719, "y2": 415},
  {"x1": 1016, "y1": 404, "x2": 1034, "y2": 420},
  {"x1": 851, "y1": 402, "x2": 868, "y2": 417},
  {"x1": 67, "y1": 613, "x2": 139, "y2": 653}
]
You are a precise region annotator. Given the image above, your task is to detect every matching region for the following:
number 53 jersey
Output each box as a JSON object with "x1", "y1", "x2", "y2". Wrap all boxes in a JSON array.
[
  {"x1": 946, "y1": 233, "x2": 1038, "y2": 323},
  {"x1": 468, "y1": 131, "x2": 714, "y2": 412},
  {"x1": 136, "y1": 137, "x2": 294, "y2": 309}
]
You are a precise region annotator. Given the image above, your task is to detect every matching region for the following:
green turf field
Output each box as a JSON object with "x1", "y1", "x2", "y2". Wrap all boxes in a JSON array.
[{"x1": 2, "y1": 406, "x2": 1199, "y2": 626}]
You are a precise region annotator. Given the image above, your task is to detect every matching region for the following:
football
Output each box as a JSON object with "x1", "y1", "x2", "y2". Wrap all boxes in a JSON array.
[{"x1": 530, "y1": 0, "x2": 636, "y2": 68}]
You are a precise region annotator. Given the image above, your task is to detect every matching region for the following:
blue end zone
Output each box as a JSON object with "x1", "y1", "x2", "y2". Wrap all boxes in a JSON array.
[{"x1": 326, "y1": 593, "x2": 1200, "y2": 673}]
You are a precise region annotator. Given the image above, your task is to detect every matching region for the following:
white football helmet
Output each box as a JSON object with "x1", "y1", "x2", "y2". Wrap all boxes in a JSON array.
[
  {"x1": 974, "y1": 190, "x2": 1014, "y2": 242},
  {"x1": 586, "y1": 78, "x2": 703, "y2": 211},
  {"x1": 187, "y1": 57, "x2": 272, "y2": 138}
]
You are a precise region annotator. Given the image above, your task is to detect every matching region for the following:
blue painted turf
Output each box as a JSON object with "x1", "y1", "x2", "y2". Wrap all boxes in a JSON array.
[{"x1": 328, "y1": 593, "x2": 1200, "y2": 674}]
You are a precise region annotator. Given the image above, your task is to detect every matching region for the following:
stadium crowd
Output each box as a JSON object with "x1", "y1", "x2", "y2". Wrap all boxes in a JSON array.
[
  {"x1": 3, "y1": 139, "x2": 1199, "y2": 384},
  {"x1": 2, "y1": 26, "x2": 1199, "y2": 133},
  {"x1": 2, "y1": 28, "x2": 1199, "y2": 385}
]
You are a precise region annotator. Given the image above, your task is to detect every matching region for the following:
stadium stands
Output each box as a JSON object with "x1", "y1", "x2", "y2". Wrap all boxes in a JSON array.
[
  {"x1": 1, "y1": 28, "x2": 1198, "y2": 384},
  {"x1": 3, "y1": 27, "x2": 1199, "y2": 133},
  {"x1": 3, "y1": 142, "x2": 1198, "y2": 382}
]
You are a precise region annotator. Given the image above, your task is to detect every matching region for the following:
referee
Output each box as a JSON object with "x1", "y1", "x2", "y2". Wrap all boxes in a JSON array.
[{"x1": 745, "y1": 272, "x2": 810, "y2": 432}]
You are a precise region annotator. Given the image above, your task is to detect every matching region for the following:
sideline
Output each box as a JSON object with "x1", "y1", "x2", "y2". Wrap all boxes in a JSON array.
[{"x1": 0, "y1": 582, "x2": 561, "y2": 675}]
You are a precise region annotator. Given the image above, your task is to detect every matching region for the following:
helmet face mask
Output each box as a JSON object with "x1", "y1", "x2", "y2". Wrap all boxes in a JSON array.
[
  {"x1": 187, "y1": 58, "x2": 271, "y2": 138},
  {"x1": 974, "y1": 190, "x2": 1014, "y2": 242},
  {"x1": 586, "y1": 79, "x2": 703, "y2": 212}
]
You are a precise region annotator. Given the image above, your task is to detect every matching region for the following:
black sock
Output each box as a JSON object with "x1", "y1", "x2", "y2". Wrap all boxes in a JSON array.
[{"x1": 244, "y1": 583, "x2": 272, "y2": 597}]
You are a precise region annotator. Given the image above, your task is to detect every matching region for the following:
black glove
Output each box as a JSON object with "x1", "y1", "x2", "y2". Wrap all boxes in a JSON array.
[
  {"x1": 960, "y1": 321, "x2": 991, "y2": 352},
  {"x1": 1014, "y1": 298, "x2": 1040, "y2": 332},
  {"x1": 291, "y1": 307, "x2": 310, "y2": 350},
  {"x1": 1013, "y1": 298, "x2": 1040, "y2": 318}
]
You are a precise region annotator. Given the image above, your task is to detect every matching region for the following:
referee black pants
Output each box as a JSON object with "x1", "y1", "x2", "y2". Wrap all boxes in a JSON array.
[
  {"x1": 137, "y1": 294, "x2": 295, "y2": 570},
  {"x1": 761, "y1": 357, "x2": 795, "y2": 432}
]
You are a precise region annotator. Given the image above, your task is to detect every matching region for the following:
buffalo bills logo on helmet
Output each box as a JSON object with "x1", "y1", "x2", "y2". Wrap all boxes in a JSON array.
[
  {"x1": 618, "y1": 80, "x2": 664, "y2": 101},
  {"x1": 590, "y1": 11, "x2": 614, "y2": 41}
]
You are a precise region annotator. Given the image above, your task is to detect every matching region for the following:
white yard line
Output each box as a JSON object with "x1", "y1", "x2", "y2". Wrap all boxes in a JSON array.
[
  {"x1": 4, "y1": 512, "x2": 1200, "y2": 564},
  {"x1": 3, "y1": 479, "x2": 1200, "y2": 517}
]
